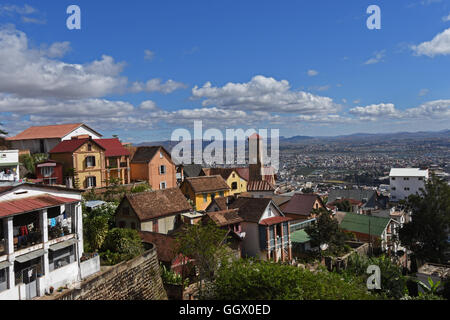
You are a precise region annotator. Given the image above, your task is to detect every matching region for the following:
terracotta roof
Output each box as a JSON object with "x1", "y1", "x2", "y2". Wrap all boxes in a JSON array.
[
  {"x1": 282, "y1": 193, "x2": 323, "y2": 217},
  {"x1": 235, "y1": 167, "x2": 249, "y2": 181},
  {"x1": 139, "y1": 231, "x2": 178, "y2": 263},
  {"x1": 183, "y1": 175, "x2": 230, "y2": 194},
  {"x1": 206, "y1": 209, "x2": 243, "y2": 227},
  {"x1": 124, "y1": 188, "x2": 192, "y2": 222},
  {"x1": 49, "y1": 138, "x2": 105, "y2": 154},
  {"x1": 207, "y1": 196, "x2": 234, "y2": 211},
  {"x1": 206, "y1": 168, "x2": 236, "y2": 180},
  {"x1": 247, "y1": 180, "x2": 275, "y2": 192},
  {"x1": 259, "y1": 216, "x2": 291, "y2": 226},
  {"x1": 6, "y1": 123, "x2": 101, "y2": 141},
  {"x1": 228, "y1": 197, "x2": 273, "y2": 223},
  {"x1": 0, "y1": 194, "x2": 79, "y2": 218},
  {"x1": 94, "y1": 139, "x2": 130, "y2": 157}
]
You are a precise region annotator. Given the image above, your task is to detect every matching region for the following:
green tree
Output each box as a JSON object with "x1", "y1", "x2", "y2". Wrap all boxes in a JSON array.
[
  {"x1": 103, "y1": 177, "x2": 126, "y2": 202},
  {"x1": 130, "y1": 182, "x2": 152, "y2": 194},
  {"x1": 399, "y1": 175, "x2": 450, "y2": 264},
  {"x1": 305, "y1": 208, "x2": 347, "y2": 255},
  {"x1": 176, "y1": 221, "x2": 232, "y2": 294},
  {"x1": 335, "y1": 199, "x2": 352, "y2": 212},
  {"x1": 206, "y1": 259, "x2": 375, "y2": 300},
  {"x1": 0, "y1": 123, "x2": 8, "y2": 136},
  {"x1": 101, "y1": 228, "x2": 144, "y2": 264},
  {"x1": 84, "y1": 215, "x2": 109, "y2": 252}
]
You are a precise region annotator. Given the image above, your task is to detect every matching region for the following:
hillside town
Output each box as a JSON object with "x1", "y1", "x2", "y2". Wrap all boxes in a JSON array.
[{"x1": 0, "y1": 123, "x2": 449, "y2": 300}]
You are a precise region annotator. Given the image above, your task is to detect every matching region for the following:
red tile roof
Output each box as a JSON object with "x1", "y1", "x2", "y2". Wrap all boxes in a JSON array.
[
  {"x1": 94, "y1": 139, "x2": 130, "y2": 157},
  {"x1": 259, "y1": 216, "x2": 292, "y2": 226},
  {"x1": 235, "y1": 167, "x2": 249, "y2": 181},
  {"x1": 183, "y1": 175, "x2": 230, "y2": 194},
  {"x1": 6, "y1": 123, "x2": 101, "y2": 141},
  {"x1": 49, "y1": 138, "x2": 100, "y2": 154},
  {"x1": 0, "y1": 194, "x2": 79, "y2": 218},
  {"x1": 139, "y1": 231, "x2": 178, "y2": 263},
  {"x1": 205, "y1": 209, "x2": 243, "y2": 227}
]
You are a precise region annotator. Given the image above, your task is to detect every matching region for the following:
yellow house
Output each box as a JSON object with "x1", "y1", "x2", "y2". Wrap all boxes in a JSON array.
[
  {"x1": 180, "y1": 175, "x2": 231, "y2": 211},
  {"x1": 49, "y1": 137, "x2": 106, "y2": 189},
  {"x1": 204, "y1": 168, "x2": 247, "y2": 196}
]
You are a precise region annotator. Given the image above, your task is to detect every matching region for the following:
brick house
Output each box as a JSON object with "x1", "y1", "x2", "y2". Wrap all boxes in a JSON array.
[{"x1": 35, "y1": 160, "x2": 64, "y2": 186}]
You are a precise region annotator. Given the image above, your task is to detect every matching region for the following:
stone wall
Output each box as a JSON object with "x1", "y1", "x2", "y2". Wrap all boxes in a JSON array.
[{"x1": 52, "y1": 245, "x2": 167, "y2": 300}]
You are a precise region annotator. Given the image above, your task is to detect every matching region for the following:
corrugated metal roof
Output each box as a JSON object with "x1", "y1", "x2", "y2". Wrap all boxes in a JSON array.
[
  {"x1": 339, "y1": 212, "x2": 391, "y2": 237},
  {"x1": 290, "y1": 229, "x2": 311, "y2": 244},
  {"x1": 0, "y1": 194, "x2": 79, "y2": 218}
]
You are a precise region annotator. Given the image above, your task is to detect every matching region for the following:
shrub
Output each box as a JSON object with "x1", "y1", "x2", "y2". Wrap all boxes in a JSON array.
[
  {"x1": 101, "y1": 228, "x2": 144, "y2": 265},
  {"x1": 206, "y1": 259, "x2": 375, "y2": 300}
]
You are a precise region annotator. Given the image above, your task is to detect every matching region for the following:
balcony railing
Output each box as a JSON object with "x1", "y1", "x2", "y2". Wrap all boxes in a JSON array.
[{"x1": 14, "y1": 231, "x2": 42, "y2": 251}]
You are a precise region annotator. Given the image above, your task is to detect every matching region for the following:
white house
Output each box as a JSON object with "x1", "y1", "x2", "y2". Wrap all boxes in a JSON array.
[
  {"x1": 6, "y1": 123, "x2": 102, "y2": 154},
  {"x1": 0, "y1": 150, "x2": 20, "y2": 184},
  {"x1": 0, "y1": 183, "x2": 97, "y2": 300},
  {"x1": 389, "y1": 168, "x2": 429, "y2": 202}
]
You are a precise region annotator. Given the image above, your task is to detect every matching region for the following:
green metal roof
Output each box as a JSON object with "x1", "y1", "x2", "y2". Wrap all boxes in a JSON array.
[
  {"x1": 339, "y1": 212, "x2": 390, "y2": 237},
  {"x1": 290, "y1": 229, "x2": 311, "y2": 244}
]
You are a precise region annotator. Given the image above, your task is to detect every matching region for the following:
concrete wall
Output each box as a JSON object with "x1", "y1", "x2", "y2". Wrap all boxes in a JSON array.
[
  {"x1": 80, "y1": 255, "x2": 100, "y2": 279},
  {"x1": 390, "y1": 176, "x2": 427, "y2": 201},
  {"x1": 52, "y1": 247, "x2": 167, "y2": 300}
]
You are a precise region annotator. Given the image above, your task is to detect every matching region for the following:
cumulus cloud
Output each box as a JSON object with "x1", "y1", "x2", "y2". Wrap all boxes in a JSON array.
[
  {"x1": 411, "y1": 28, "x2": 450, "y2": 57},
  {"x1": 0, "y1": 26, "x2": 186, "y2": 99},
  {"x1": 443, "y1": 13, "x2": 450, "y2": 22},
  {"x1": 191, "y1": 75, "x2": 340, "y2": 115},
  {"x1": 307, "y1": 70, "x2": 319, "y2": 76},
  {"x1": 0, "y1": 4, "x2": 45, "y2": 24},
  {"x1": 364, "y1": 50, "x2": 386, "y2": 65},
  {"x1": 139, "y1": 100, "x2": 158, "y2": 110},
  {"x1": 349, "y1": 100, "x2": 450, "y2": 120}
]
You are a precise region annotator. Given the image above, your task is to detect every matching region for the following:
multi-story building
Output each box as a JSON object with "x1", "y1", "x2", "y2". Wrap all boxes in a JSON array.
[
  {"x1": 0, "y1": 183, "x2": 89, "y2": 300},
  {"x1": 0, "y1": 150, "x2": 20, "y2": 184},
  {"x1": 180, "y1": 175, "x2": 231, "y2": 211},
  {"x1": 389, "y1": 168, "x2": 429, "y2": 201},
  {"x1": 6, "y1": 123, "x2": 102, "y2": 154},
  {"x1": 49, "y1": 137, "x2": 130, "y2": 189},
  {"x1": 130, "y1": 146, "x2": 177, "y2": 190}
]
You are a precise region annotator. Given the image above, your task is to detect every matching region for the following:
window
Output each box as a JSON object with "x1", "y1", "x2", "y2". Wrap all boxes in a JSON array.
[
  {"x1": 86, "y1": 176, "x2": 97, "y2": 188},
  {"x1": 211, "y1": 193, "x2": 216, "y2": 201},
  {"x1": 160, "y1": 152, "x2": 163, "y2": 159},
  {"x1": 153, "y1": 220, "x2": 159, "y2": 233},
  {"x1": 404, "y1": 187, "x2": 410, "y2": 191},
  {"x1": 130, "y1": 222, "x2": 136, "y2": 230},
  {"x1": 160, "y1": 181, "x2": 166, "y2": 190},
  {"x1": 41, "y1": 167, "x2": 54, "y2": 177},
  {"x1": 391, "y1": 177, "x2": 396, "y2": 180},
  {"x1": 418, "y1": 177, "x2": 423, "y2": 181},
  {"x1": 159, "y1": 165, "x2": 166, "y2": 175},
  {"x1": 0, "y1": 268, "x2": 7, "y2": 292},
  {"x1": 119, "y1": 221, "x2": 126, "y2": 228},
  {"x1": 85, "y1": 156, "x2": 96, "y2": 168},
  {"x1": 231, "y1": 182, "x2": 238, "y2": 190},
  {"x1": 391, "y1": 187, "x2": 396, "y2": 191},
  {"x1": 203, "y1": 194, "x2": 208, "y2": 203},
  {"x1": 87, "y1": 144, "x2": 92, "y2": 151},
  {"x1": 219, "y1": 191, "x2": 224, "y2": 197},
  {"x1": 49, "y1": 246, "x2": 75, "y2": 271},
  {"x1": 404, "y1": 177, "x2": 409, "y2": 181}
]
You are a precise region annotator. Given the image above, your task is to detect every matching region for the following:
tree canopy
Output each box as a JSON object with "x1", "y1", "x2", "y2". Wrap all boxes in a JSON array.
[{"x1": 399, "y1": 175, "x2": 450, "y2": 264}]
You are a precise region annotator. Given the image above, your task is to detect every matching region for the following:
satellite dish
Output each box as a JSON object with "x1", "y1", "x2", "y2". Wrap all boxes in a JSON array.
[{"x1": 320, "y1": 243, "x2": 329, "y2": 251}]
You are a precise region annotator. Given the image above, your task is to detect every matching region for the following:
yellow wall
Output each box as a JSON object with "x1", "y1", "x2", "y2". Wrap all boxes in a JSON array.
[{"x1": 226, "y1": 171, "x2": 247, "y2": 195}]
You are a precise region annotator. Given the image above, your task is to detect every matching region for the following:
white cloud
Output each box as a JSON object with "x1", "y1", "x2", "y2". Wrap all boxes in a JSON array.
[
  {"x1": 418, "y1": 88, "x2": 429, "y2": 96},
  {"x1": 131, "y1": 79, "x2": 187, "y2": 94},
  {"x1": 364, "y1": 50, "x2": 386, "y2": 65},
  {"x1": 443, "y1": 13, "x2": 450, "y2": 22},
  {"x1": 139, "y1": 100, "x2": 158, "y2": 110},
  {"x1": 0, "y1": 26, "x2": 186, "y2": 98},
  {"x1": 349, "y1": 100, "x2": 450, "y2": 120},
  {"x1": 411, "y1": 28, "x2": 450, "y2": 57},
  {"x1": 191, "y1": 75, "x2": 340, "y2": 115},
  {"x1": 144, "y1": 49, "x2": 155, "y2": 60},
  {"x1": 307, "y1": 69, "x2": 319, "y2": 76},
  {"x1": 0, "y1": 4, "x2": 36, "y2": 15}
]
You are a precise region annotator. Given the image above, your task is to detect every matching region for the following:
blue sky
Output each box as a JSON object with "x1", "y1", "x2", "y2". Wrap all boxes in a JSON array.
[{"x1": 0, "y1": 0, "x2": 449, "y2": 142}]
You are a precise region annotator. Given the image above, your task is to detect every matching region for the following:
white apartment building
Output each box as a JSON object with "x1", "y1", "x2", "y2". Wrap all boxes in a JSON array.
[
  {"x1": 0, "y1": 183, "x2": 97, "y2": 300},
  {"x1": 389, "y1": 168, "x2": 429, "y2": 202},
  {"x1": 0, "y1": 150, "x2": 20, "y2": 184}
]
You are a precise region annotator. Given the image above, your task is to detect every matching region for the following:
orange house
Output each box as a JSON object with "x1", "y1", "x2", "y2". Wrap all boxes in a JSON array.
[{"x1": 130, "y1": 146, "x2": 177, "y2": 190}]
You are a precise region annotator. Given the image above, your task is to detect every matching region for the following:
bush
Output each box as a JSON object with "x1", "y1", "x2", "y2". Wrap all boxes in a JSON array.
[
  {"x1": 130, "y1": 183, "x2": 152, "y2": 194},
  {"x1": 101, "y1": 228, "x2": 144, "y2": 265},
  {"x1": 205, "y1": 259, "x2": 375, "y2": 300}
]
